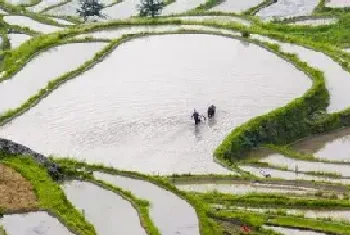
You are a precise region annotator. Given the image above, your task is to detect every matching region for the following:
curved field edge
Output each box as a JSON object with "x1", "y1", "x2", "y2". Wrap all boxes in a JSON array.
[
  {"x1": 54, "y1": 158, "x2": 225, "y2": 235},
  {"x1": 213, "y1": 29, "x2": 350, "y2": 167},
  {"x1": 0, "y1": 153, "x2": 97, "y2": 235}
]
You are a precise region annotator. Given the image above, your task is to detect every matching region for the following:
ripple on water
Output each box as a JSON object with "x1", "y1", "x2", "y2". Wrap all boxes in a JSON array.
[
  {"x1": 0, "y1": 211, "x2": 74, "y2": 235},
  {"x1": 0, "y1": 34, "x2": 311, "y2": 175},
  {"x1": 62, "y1": 181, "x2": 146, "y2": 235}
]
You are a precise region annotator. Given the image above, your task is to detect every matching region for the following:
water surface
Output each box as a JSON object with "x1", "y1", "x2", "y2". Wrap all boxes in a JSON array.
[
  {"x1": 161, "y1": 0, "x2": 207, "y2": 15},
  {"x1": 0, "y1": 34, "x2": 311, "y2": 174},
  {"x1": 8, "y1": 34, "x2": 32, "y2": 49},
  {"x1": 262, "y1": 154, "x2": 350, "y2": 176},
  {"x1": 326, "y1": 0, "x2": 350, "y2": 8},
  {"x1": 0, "y1": 211, "x2": 74, "y2": 235},
  {"x1": 0, "y1": 43, "x2": 106, "y2": 114},
  {"x1": 292, "y1": 128, "x2": 350, "y2": 162},
  {"x1": 101, "y1": 0, "x2": 138, "y2": 19},
  {"x1": 210, "y1": 0, "x2": 264, "y2": 13},
  {"x1": 3, "y1": 16, "x2": 61, "y2": 33},
  {"x1": 28, "y1": 0, "x2": 64, "y2": 12},
  {"x1": 176, "y1": 182, "x2": 317, "y2": 194},
  {"x1": 257, "y1": 0, "x2": 319, "y2": 18},
  {"x1": 263, "y1": 225, "x2": 327, "y2": 235},
  {"x1": 250, "y1": 35, "x2": 350, "y2": 113}
]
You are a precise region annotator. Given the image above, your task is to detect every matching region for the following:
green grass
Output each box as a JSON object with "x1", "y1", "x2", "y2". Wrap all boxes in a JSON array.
[
  {"x1": 0, "y1": 154, "x2": 96, "y2": 235},
  {"x1": 0, "y1": 225, "x2": 7, "y2": 235}
]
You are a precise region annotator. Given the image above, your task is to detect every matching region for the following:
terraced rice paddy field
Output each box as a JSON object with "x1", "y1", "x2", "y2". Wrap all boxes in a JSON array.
[{"x1": 0, "y1": 0, "x2": 350, "y2": 234}]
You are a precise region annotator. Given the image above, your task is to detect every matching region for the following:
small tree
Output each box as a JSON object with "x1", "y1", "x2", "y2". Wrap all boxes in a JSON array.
[
  {"x1": 138, "y1": 0, "x2": 165, "y2": 17},
  {"x1": 77, "y1": 0, "x2": 104, "y2": 22}
]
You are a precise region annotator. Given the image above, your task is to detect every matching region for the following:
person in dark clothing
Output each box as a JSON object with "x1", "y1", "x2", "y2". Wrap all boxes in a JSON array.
[
  {"x1": 207, "y1": 105, "x2": 216, "y2": 118},
  {"x1": 191, "y1": 109, "x2": 205, "y2": 125}
]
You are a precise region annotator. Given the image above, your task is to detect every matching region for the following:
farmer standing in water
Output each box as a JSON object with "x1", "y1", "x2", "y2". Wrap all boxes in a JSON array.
[{"x1": 191, "y1": 109, "x2": 205, "y2": 125}]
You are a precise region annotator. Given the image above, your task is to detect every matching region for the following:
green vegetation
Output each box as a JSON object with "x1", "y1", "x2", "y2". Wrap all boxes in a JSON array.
[
  {"x1": 0, "y1": 154, "x2": 96, "y2": 235},
  {"x1": 214, "y1": 42, "x2": 329, "y2": 164},
  {"x1": 0, "y1": 225, "x2": 7, "y2": 235}
]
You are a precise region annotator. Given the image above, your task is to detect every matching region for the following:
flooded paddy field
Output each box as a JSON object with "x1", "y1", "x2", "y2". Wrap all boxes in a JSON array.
[
  {"x1": 209, "y1": 0, "x2": 264, "y2": 13},
  {"x1": 0, "y1": 34, "x2": 311, "y2": 174},
  {"x1": 95, "y1": 172, "x2": 200, "y2": 235},
  {"x1": 291, "y1": 127, "x2": 350, "y2": 162},
  {"x1": 240, "y1": 165, "x2": 350, "y2": 184},
  {"x1": 263, "y1": 225, "x2": 327, "y2": 235},
  {"x1": 161, "y1": 0, "x2": 207, "y2": 15},
  {"x1": 261, "y1": 154, "x2": 350, "y2": 177},
  {"x1": 8, "y1": 33, "x2": 32, "y2": 49},
  {"x1": 62, "y1": 180, "x2": 146, "y2": 235},
  {"x1": 3, "y1": 15, "x2": 62, "y2": 33},
  {"x1": 325, "y1": 0, "x2": 350, "y2": 8},
  {"x1": 250, "y1": 35, "x2": 350, "y2": 113},
  {"x1": 175, "y1": 182, "x2": 319, "y2": 195},
  {"x1": 256, "y1": 0, "x2": 320, "y2": 18}
]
